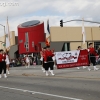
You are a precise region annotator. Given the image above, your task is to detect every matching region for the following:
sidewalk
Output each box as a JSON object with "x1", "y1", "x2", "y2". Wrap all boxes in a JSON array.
[{"x1": 9, "y1": 65, "x2": 100, "y2": 80}]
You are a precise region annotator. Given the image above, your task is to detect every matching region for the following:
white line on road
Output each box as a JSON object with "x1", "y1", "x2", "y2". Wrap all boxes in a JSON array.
[{"x1": 0, "y1": 86, "x2": 82, "y2": 100}]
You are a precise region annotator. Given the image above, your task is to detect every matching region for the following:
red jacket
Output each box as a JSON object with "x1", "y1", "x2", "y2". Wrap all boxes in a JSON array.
[
  {"x1": 0, "y1": 54, "x2": 3, "y2": 62},
  {"x1": 43, "y1": 50, "x2": 54, "y2": 62},
  {"x1": 42, "y1": 51, "x2": 46, "y2": 61},
  {"x1": 88, "y1": 47, "x2": 98, "y2": 56}
]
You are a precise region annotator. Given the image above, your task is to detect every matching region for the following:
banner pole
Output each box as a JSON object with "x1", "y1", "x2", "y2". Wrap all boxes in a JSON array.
[
  {"x1": 81, "y1": 34, "x2": 83, "y2": 47},
  {"x1": 81, "y1": 18, "x2": 84, "y2": 48},
  {"x1": 4, "y1": 26, "x2": 6, "y2": 51},
  {"x1": 91, "y1": 27, "x2": 93, "y2": 43}
]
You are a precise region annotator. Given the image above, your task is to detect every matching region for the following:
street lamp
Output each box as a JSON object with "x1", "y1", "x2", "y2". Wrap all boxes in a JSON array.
[
  {"x1": 0, "y1": 24, "x2": 5, "y2": 34},
  {"x1": 0, "y1": 41, "x2": 5, "y2": 43},
  {"x1": 63, "y1": 19, "x2": 100, "y2": 24},
  {"x1": 0, "y1": 24, "x2": 5, "y2": 38},
  {"x1": 61, "y1": 19, "x2": 100, "y2": 26},
  {"x1": 0, "y1": 41, "x2": 5, "y2": 49}
]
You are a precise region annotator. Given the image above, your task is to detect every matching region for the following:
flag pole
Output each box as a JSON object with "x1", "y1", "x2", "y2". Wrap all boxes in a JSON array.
[
  {"x1": 45, "y1": 19, "x2": 50, "y2": 47},
  {"x1": 91, "y1": 27, "x2": 93, "y2": 43},
  {"x1": 81, "y1": 34, "x2": 83, "y2": 47},
  {"x1": 7, "y1": 16, "x2": 11, "y2": 51},
  {"x1": 82, "y1": 18, "x2": 86, "y2": 49},
  {"x1": 81, "y1": 18, "x2": 84, "y2": 48},
  {"x1": 4, "y1": 25, "x2": 6, "y2": 51},
  {"x1": 81, "y1": 19, "x2": 83, "y2": 47}
]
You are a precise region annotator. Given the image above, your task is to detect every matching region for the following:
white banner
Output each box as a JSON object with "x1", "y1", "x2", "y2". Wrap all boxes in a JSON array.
[{"x1": 55, "y1": 50, "x2": 80, "y2": 64}]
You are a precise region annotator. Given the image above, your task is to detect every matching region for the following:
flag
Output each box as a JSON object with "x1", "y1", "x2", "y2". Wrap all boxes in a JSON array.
[
  {"x1": 45, "y1": 19, "x2": 50, "y2": 46},
  {"x1": 5, "y1": 16, "x2": 10, "y2": 49},
  {"x1": 82, "y1": 19, "x2": 86, "y2": 44}
]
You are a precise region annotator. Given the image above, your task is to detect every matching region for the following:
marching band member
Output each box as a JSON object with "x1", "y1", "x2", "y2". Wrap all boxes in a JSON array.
[
  {"x1": 0, "y1": 49, "x2": 7, "y2": 78},
  {"x1": 44, "y1": 46, "x2": 55, "y2": 76},
  {"x1": 77, "y1": 46, "x2": 86, "y2": 69},
  {"x1": 40, "y1": 47, "x2": 45, "y2": 72},
  {"x1": 48, "y1": 49, "x2": 55, "y2": 72},
  {"x1": 40, "y1": 48, "x2": 43, "y2": 70},
  {"x1": 0, "y1": 49, "x2": 3, "y2": 78},
  {"x1": 2, "y1": 50, "x2": 7, "y2": 78},
  {"x1": 25, "y1": 54, "x2": 30, "y2": 68},
  {"x1": 52, "y1": 49, "x2": 56, "y2": 68},
  {"x1": 88, "y1": 43, "x2": 99, "y2": 71},
  {"x1": 5, "y1": 51, "x2": 10, "y2": 74}
]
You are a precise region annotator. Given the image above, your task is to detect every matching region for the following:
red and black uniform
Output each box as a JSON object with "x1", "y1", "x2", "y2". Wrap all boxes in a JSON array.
[
  {"x1": 42, "y1": 51, "x2": 45, "y2": 69},
  {"x1": 0, "y1": 54, "x2": 3, "y2": 62},
  {"x1": 42, "y1": 50, "x2": 47, "y2": 69},
  {"x1": 0, "y1": 54, "x2": 3, "y2": 74},
  {"x1": 2, "y1": 54, "x2": 6, "y2": 74},
  {"x1": 43, "y1": 50, "x2": 54, "y2": 71},
  {"x1": 40, "y1": 50, "x2": 44, "y2": 66},
  {"x1": 88, "y1": 47, "x2": 98, "y2": 66}
]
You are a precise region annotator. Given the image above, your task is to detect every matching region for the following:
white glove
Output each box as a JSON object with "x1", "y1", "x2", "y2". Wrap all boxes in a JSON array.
[
  {"x1": 87, "y1": 49, "x2": 90, "y2": 52},
  {"x1": 40, "y1": 57, "x2": 43, "y2": 61},
  {"x1": 96, "y1": 56, "x2": 99, "y2": 58},
  {"x1": 44, "y1": 61, "x2": 47, "y2": 63}
]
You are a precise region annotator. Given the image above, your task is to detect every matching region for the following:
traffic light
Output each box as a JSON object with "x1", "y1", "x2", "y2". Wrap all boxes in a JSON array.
[{"x1": 60, "y1": 20, "x2": 63, "y2": 27}]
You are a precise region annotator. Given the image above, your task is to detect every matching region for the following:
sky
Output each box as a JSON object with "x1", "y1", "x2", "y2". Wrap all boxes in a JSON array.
[{"x1": 0, "y1": 0, "x2": 100, "y2": 36}]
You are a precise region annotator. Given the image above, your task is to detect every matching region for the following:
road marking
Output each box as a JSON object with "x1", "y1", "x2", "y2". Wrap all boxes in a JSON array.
[{"x1": 0, "y1": 85, "x2": 82, "y2": 100}]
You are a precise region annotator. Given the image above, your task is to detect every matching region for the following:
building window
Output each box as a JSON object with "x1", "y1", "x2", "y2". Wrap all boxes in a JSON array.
[
  {"x1": 62, "y1": 43, "x2": 70, "y2": 51},
  {"x1": 32, "y1": 41, "x2": 34, "y2": 47},
  {"x1": 94, "y1": 42, "x2": 100, "y2": 50},
  {"x1": 24, "y1": 32, "x2": 29, "y2": 52},
  {"x1": 87, "y1": 42, "x2": 100, "y2": 50}
]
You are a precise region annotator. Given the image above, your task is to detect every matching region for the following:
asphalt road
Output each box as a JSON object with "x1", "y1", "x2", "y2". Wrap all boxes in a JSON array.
[{"x1": 0, "y1": 66, "x2": 100, "y2": 100}]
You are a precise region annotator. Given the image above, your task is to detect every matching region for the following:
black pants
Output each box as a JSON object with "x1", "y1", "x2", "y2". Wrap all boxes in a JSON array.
[
  {"x1": 42, "y1": 59, "x2": 45, "y2": 69},
  {"x1": 44, "y1": 62, "x2": 54, "y2": 71},
  {"x1": 48, "y1": 62, "x2": 54, "y2": 70},
  {"x1": 0, "y1": 62, "x2": 3, "y2": 74},
  {"x1": 90, "y1": 54, "x2": 96, "y2": 66},
  {"x1": 0, "y1": 61, "x2": 6, "y2": 74},
  {"x1": 44, "y1": 56, "x2": 54, "y2": 71},
  {"x1": 44, "y1": 63, "x2": 48, "y2": 71}
]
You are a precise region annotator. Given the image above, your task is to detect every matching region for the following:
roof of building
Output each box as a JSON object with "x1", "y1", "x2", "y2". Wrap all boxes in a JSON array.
[{"x1": 21, "y1": 20, "x2": 40, "y2": 27}]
